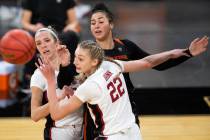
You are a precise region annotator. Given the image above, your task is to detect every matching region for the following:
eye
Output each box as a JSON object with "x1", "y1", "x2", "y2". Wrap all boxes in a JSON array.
[
  {"x1": 35, "y1": 41, "x2": 41, "y2": 46},
  {"x1": 91, "y1": 22, "x2": 96, "y2": 25},
  {"x1": 78, "y1": 58, "x2": 83, "y2": 61},
  {"x1": 44, "y1": 38, "x2": 51, "y2": 42}
]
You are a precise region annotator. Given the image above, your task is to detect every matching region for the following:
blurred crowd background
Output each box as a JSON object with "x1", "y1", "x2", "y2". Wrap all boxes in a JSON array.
[{"x1": 0, "y1": 0, "x2": 210, "y2": 116}]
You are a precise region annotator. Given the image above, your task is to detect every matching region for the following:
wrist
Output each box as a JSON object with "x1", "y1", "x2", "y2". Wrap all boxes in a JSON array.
[
  {"x1": 185, "y1": 48, "x2": 193, "y2": 57},
  {"x1": 47, "y1": 78, "x2": 56, "y2": 86}
]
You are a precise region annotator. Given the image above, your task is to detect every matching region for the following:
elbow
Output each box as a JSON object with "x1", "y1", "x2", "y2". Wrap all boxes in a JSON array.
[
  {"x1": 21, "y1": 20, "x2": 27, "y2": 29},
  {"x1": 31, "y1": 112, "x2": 41, "y2": 122},
  {"x1": 146, "y1": 63, "x2": 153, "y2": 69},
  {"x1": 50, "y1": 113, "x2": 61, "y2": 121},
  {"x1": 31, "y1": 114, "x2": 39, "y2": 122}
]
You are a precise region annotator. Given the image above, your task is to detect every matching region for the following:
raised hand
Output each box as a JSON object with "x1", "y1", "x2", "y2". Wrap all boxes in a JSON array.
[
  {"x1": 35, "y1": 57, "x2": 55, "y2": 82},
  {"x1": 56, "y1": 45, "x2": 71, "y2": 67},
  {"x1": 189, "y1": 36, "x2": 209, "y2": 56}
]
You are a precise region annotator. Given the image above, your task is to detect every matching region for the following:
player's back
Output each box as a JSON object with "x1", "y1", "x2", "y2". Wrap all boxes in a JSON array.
[{"x1": 86, "y1": 61, "x2": 135, "y2": 135}]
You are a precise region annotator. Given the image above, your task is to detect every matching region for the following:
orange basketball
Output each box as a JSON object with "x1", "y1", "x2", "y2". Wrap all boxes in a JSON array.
[{"x1": 0, "y1": 29, "x2": 36, "y2": 64}]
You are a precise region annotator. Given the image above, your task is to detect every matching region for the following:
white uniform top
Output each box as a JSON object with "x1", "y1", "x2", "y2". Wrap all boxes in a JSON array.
[
  {"x1": 75, "y1": 61, "x2": 135, "y2": 136},
  {"x1": 30, "y1": 69, "x2": 84, "y2": 127}
]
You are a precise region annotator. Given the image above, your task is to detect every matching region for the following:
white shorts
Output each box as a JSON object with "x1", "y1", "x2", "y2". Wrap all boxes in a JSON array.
[
  {"x1": 95, "y1": 123, "x2": 142, "y2": 140},
  {"x1": 51, "y1": 124, "x2": 83, "y2": 140}
]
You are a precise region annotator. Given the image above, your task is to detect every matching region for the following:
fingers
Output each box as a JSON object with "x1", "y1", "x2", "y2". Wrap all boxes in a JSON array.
[
  {"x1": 192, "y1": 37, "x2": 200, "y2": 44},
  {"x1": 202, "y1": 36, "x2": 209, "y2": 46},
  {"x1": 56, "y1": 44, "x2": 67, "y2": 51},
  {"x1": 35, "y1": 56, "x2": 51, "y2": 71},
  {"x1": 35, "y1": 57, "x2": 43, "y2": 69},
  {"x1": 196, "y1": 36, "x2": 209, "y2": 48},
  {"x1": 194, "y1": 36, "x2": 208, "y2": 44}
]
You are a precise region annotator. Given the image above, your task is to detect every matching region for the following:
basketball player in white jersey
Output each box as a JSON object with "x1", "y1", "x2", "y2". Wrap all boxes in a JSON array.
[
  {"x1": 31, "y1": 27, "x2": 83, "y2": 140},
  {"x1": 36, "y1": 39, "x2": 208, "y2": 139}
]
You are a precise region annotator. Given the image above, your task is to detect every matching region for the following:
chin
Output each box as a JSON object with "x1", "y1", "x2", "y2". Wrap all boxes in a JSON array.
[
  {"x1": 76, "y1": 69, "x2": 81, "y2": 73},
  {"x1": 94, "y1": 35, "x2": 104, "y2": 40}
]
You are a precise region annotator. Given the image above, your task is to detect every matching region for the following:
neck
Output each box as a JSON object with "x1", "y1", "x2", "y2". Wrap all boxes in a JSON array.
[
  {"x1": 85, "y1": 67, "x2": 97, "y2": 77},
  {"x1": 96, "y1": 35, "x2": 114, "y2": 50}
]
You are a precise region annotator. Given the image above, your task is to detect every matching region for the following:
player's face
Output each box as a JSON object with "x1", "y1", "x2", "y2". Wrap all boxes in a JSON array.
[
  {"x1": 74, "y1": 47, "x2": 98, "y2": 76},
  {"x1": 35, "y1": 31, "x2": 58, "y2": 58},
  {"x1": 90, "y1": 12, "x2": 112, "y2": 41}
]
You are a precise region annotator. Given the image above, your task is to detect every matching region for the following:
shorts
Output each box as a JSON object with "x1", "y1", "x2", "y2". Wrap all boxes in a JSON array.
[
  {"x1": 51, "y1": 124, "x2": 83, "y2": 140},
  {"x1": 95, "y1": 123, "x2": 142, "y2": 140}
]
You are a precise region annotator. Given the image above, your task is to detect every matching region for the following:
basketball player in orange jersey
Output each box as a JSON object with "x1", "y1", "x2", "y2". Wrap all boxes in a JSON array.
[
  {"x1": 89, "y1": 3, "x2": 209, "y2": 128},
  {"x1": 31, "y1": 27, "x2": 83, "y2": 140},
  {"x1": 36, "y1": 39, "x2": 208, "y2": 140}
]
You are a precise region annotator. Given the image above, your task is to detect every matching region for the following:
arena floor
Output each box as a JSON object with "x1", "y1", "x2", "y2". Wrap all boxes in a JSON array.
[{"x1": 0, "y1": 115, "x2": 210, "y2": 140}]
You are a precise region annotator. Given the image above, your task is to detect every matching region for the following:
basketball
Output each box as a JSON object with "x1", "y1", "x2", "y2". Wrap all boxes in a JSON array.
[{"x1": 0, "y1": 29, "x2": 36, "y2": 64}]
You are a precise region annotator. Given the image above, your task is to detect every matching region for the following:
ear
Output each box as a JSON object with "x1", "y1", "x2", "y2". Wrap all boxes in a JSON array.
[
  {"x1": 110, "y1": 23, "x2": 114, "y2": 30},
  {"x1": 91, "y1": 59, "x2": 99, "y2": 67}
]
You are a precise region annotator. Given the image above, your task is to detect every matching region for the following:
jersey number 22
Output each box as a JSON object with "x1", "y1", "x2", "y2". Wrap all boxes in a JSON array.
[{"x1": 107, "y1": 77, "x2": 125, "y2": 103}]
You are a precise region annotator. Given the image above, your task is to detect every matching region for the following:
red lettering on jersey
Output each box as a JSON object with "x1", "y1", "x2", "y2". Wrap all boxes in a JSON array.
[{"x1": 103, "y1": 71, "x2": 113, "y2": 81}]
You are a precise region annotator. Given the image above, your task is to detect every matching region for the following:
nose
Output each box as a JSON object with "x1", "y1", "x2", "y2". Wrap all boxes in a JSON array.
[
  {"x1": 73, "y1": 58, "x2": 77, "y2": 65},
  {"x1": 39, "y1": 42, "x2": 47, "y2": 50},
  {"x1": 94, "y1": 22, "x2": 100, "y2": 29}
]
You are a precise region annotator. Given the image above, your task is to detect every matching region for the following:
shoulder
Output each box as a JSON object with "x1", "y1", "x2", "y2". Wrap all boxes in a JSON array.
[
  {"x1": 31, "y1": 69, "x2": 45, "y2": 82},
  {"x1": 30, "y1": 69, "x2": 46, "y2": 89},
  {"x1": 114, "y1": 38, "x2": 140, "y2": 50},
  {"x1": 114, "y1": 38, "x2": 135, "y2": 46},
  {"x1": 100, "y1": 61, "x2": 123, "y2": 75},
  {"x1": 32, "y1": 68, "x2": 42, "y2": 77},
  {"x1": 121, "y1": 39, "x2": 139, "y2": 48}
]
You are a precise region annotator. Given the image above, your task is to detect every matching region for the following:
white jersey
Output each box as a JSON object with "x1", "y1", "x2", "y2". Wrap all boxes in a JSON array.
[
  {"x1": 75, "y1": 61, "x2": 135, "y2": 136},
  {"x1": 30, "y1": 69, "x2": 84, "y2": 127}
]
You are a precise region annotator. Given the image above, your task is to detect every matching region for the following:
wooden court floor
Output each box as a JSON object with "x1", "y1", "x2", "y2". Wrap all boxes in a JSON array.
[{"x1": 0, "y1": 115, "x2": 210, "y2": 140}]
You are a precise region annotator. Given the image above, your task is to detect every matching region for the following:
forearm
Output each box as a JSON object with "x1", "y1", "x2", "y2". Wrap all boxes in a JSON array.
[
  {"x1": 31, "y1": 103, "x2": 49, "y2": 122},
  {"x1": 142, "y1": 51, "x2": 173, "y2": 68},
  {"x1": 47, "y1": 79, "x2": 60, "y2": 119},
  {"x1": 21, "y1": 21, "x2": 35, "y2": 32},
  {"x1": 153, "y1": 55, "x2": 190, "y2": 71}
]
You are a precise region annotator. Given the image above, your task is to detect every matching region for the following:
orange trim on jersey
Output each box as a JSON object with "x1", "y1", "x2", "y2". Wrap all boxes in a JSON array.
[{"x1": 114, "y1": 38, "x2": 124, "y2": 46}]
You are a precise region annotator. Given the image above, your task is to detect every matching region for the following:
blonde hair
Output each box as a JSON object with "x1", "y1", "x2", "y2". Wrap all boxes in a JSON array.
[
  {"x1": 76, "y1": 40, "x2": 123, "y2": 82},
  {"x1": 79, "y1": 40, "x2": 104, "y2": 67}
]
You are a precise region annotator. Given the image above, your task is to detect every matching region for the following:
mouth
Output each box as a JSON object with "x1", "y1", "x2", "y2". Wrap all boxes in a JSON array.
[
  {"x1": 76, "y1": 66, "x2": 81, "y2": 71},
  {"x1": 43, "y1": 50, "x2": 50, "y2": 54},
  {"x1": 95, "y1": 30, "x2": 102, "y2": 35}
]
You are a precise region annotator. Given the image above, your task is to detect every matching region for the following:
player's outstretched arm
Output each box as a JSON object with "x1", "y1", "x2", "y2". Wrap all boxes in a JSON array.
[{"x1": 122, "y1": 49, "x2": 190, "y2": 72}]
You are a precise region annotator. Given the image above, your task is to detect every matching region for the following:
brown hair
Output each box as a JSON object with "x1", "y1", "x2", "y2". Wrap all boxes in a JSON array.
[
  {"x1": 91, "y1": 3, "x2": 114, "y2": 23},
  {"x1": 35, "y1": 26, "x2": 59, "y2": 42}
]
